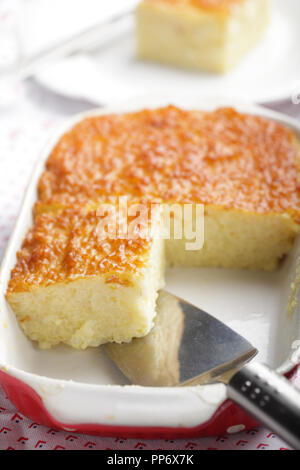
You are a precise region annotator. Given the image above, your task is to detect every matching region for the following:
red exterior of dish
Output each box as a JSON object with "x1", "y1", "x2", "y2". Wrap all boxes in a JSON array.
[
  {"x1": 1, "y1": 366, "x2": 298, "y2": 438},
  {"x1": 0, "y1": 369, "x2": 258, "y2": 438}
]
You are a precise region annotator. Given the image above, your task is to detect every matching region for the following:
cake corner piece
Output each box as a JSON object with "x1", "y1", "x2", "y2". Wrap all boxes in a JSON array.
[{"x1": 6, "y1": 203, "x2": 166, "y2": 350}]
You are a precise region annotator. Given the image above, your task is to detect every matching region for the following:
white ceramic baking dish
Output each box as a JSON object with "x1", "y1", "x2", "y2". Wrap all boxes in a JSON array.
[{"x1": 0, "y1": 95, "x2": 300, "y2": 438}]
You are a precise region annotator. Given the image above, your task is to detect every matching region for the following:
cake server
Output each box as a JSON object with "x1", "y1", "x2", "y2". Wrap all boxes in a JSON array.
[
  {"x1": 107, "y1": 292, "x2": 300, "y2": 449},
  {"x1": 174, "y1": 294, "x2": 300, "y2": 450}
]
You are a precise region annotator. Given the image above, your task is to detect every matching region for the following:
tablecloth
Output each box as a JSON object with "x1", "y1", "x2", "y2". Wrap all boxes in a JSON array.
[{"x1": 0, "y1": 82, "x2": 299, "y2": 450}]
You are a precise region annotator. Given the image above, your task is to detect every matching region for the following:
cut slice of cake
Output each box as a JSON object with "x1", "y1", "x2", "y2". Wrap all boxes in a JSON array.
[
  {"x1": 6, "y1": 201, "x2": 165, "y2": 349},
  {"x1": 136, "y1": 0, "x2": 270, "y2": 73}
]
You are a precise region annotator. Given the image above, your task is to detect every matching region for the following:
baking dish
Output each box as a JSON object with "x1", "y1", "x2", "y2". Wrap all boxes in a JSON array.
[{"x1": 0, "y1": 95, "x2": 300, "y2": 438}]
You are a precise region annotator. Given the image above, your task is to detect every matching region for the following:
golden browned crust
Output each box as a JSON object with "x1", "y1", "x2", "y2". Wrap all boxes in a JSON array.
[
  {"x1": 7, "y1": 204, "x2": 153, "y2": 294},
  {"x1": 38, "y1": 106, "x2": 300, "y2": 217},
  {"x1": 8, "y1": 106, "x2": 300, "y2": 294}
]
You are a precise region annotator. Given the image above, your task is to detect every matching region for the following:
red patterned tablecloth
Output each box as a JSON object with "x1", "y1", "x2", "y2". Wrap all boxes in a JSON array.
[{"x1": 0, "y1": 85, "x2": 299, "y2": 450}]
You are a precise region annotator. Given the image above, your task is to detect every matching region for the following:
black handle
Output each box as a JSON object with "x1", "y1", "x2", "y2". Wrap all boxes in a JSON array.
[{"x1": 228, "y1": 362, "x2": 300, "y2": 450}]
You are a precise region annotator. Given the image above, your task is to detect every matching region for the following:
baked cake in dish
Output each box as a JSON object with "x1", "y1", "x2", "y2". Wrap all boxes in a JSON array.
[
  {"x1": 6, "y1": 105, "x2": 300, "y2": 349},
  {"x1": 136, "y1": 0, "x2": 270, "y2": 73}
]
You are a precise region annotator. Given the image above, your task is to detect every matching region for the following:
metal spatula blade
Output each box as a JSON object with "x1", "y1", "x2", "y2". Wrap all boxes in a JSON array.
[{"x1": 175, "y1": 296, "x2": 257, "y2": 386}]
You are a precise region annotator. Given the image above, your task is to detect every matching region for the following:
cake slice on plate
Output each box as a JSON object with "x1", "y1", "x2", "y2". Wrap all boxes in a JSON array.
[{"x1": 136, "y1": 0, "x2": 270, "y2": 73}]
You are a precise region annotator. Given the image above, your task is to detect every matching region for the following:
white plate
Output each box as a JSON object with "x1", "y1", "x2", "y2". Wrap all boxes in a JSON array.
[
  {"x1": 0, "y1": 95, "x2": 300, "y2": 432},
  {"x1": 36, "y1": 0, "x2": 300, "y2": 105}
]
